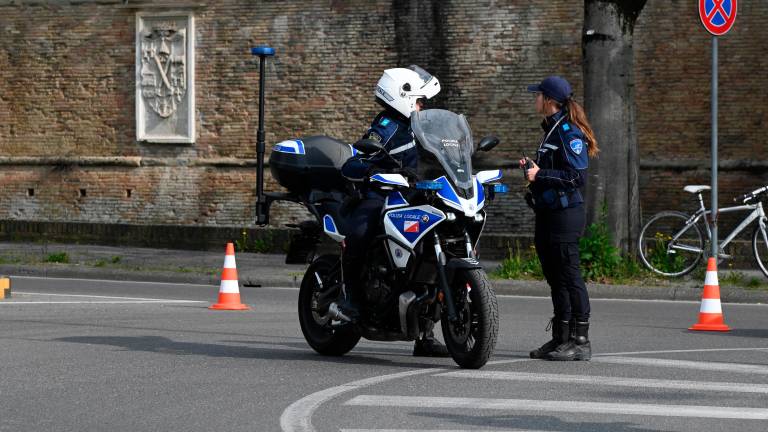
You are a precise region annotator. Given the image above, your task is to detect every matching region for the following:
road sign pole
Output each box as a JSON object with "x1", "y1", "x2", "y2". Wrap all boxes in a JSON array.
[{"x1": 711, "y1": 36, "x2": 718, "y2": 259}]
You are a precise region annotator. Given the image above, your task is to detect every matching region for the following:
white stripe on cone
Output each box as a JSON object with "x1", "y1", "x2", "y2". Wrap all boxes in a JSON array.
[
  {"x1": 704, "y1": 270, "x2": 718, "y2": 286},
  {"x1": 223, "y1": 255, "x2": 236, "y2": 269},
  {"x1": 219, "y1": 279, "x2": 240, "y2": 294},
  {"x1": 699, "y1": 298, "x2": 723, "y2": 314}
]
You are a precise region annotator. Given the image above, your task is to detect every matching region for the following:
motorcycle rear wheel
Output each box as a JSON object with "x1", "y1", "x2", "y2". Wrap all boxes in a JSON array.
[
  {"x1": 441, "y1": 268, "x2": 498, "y2": 369},
  {"x1": 298, "y1": 254, "x2": 360, "y2": 356}
]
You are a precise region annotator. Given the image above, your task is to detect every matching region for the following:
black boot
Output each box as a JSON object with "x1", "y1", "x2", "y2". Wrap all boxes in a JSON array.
[
  {"x1": 413, "y1": 322, "x2": 450, "y2": 357},
  {"x1": 530, "y1": 319, "x2": 569, "y2": 359},
  {"x1": 547, "y1": 321, "x2": 591, "y2": 361}
]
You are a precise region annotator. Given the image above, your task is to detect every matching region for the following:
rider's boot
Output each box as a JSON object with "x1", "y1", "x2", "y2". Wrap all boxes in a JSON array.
[
  {"x1": 336, "y1": 256, "x2": 363, "y2": 322},
  {"x1": 530, "y1": 318, "x2": 568, "y2": 359},
  {"x1": 413, "y1": 321, "x2": 450, "y2": 357},
  {"x1": 547, "y1": 321, "x2": 591, "y2": 361}
]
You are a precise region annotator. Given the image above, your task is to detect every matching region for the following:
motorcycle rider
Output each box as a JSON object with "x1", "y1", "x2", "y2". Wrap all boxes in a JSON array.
[{"x1": 340, "y1": 65, "x2": 449, "y2": 357}]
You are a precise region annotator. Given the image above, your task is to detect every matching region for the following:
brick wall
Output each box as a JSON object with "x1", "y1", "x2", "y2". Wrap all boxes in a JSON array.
[{"x1": 0, "y1": 0, "x2": 765, "y2": 242}]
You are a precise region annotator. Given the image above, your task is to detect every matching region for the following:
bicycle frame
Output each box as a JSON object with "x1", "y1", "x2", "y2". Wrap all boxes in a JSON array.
[{"x1": 673, "y1": 196, "x2": 768, "y2": 256}]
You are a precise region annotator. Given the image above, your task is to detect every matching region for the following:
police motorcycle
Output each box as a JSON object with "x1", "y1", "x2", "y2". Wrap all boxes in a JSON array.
[{"x1": 266, "y1": 109, "x2": 508, "y2": 369}]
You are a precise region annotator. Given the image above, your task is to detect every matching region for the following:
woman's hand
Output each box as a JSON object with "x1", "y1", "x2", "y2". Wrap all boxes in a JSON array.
[{"x1": 518, "y1": 158, "x2": 539, "y2": 182}]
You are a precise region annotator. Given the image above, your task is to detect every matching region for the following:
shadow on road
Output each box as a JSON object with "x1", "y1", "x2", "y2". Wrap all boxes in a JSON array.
[
  {"x1": 412, "y1": 412, "x2": 665, "y2": 432},
  {"x1": 54, "y1": 335, "x2": 448, "y2": 369}
]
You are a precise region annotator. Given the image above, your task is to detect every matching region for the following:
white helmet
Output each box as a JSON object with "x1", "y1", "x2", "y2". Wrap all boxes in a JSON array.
[{"x1": 374, "y1": 65, "x2": 441, "y2": 118}]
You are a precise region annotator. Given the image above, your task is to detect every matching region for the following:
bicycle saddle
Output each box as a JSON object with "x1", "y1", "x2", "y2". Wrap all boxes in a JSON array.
[{"x1": 684, "y1": 185, "x2": 711, "y2": 194}]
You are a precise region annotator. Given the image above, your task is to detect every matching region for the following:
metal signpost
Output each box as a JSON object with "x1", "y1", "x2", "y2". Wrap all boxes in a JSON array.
[
  {"x1": 698, "y1": 0, "x2": 737, "y2": 260},
  {"x1": 251, "y1": 45, "x2": 276, "y2": 226}
]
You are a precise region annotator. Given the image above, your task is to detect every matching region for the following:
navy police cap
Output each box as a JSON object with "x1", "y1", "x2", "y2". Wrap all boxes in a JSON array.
[{"x1": 527, "y1": 76, "x2": 572, "y2": 104}]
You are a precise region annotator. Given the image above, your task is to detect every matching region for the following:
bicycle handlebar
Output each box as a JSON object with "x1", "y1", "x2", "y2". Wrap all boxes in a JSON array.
[{"x1": 734, "y1": 186, "x2": 768, "y2": 203}]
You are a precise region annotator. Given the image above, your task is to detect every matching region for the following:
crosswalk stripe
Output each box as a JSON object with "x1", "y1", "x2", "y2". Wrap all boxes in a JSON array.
[
  {"x1": 345, "y1": 395, "x2": 768, "y2": 420},
  {"x1": 592, "y1": 356, "x2": 768, "y2": 375},
  {"x1": 436, "y1": 370, "x2": 768, "y2": 393}
]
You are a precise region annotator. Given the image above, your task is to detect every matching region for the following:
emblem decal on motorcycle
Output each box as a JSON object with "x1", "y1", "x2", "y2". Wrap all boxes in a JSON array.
[
  {"x1": 404, "y1": 220, "x2": 420, "y2": 233},
  {"x1": 421, "y1": 214, "x2": 430, "y2": 223},
  {"x1": 394, "y1": 248, "x2": 403, "y2": 258}
]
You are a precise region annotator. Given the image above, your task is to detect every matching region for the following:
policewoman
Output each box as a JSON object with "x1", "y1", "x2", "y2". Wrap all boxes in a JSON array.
[{"x1": 519, "y1": 76, "x2": 599, "y2": 361}]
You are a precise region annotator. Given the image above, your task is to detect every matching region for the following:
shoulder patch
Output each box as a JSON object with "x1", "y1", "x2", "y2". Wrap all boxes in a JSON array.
[
  {"x1": 368, "y1": 131, "x2": 383, "y2": 142},
  {"x1": 562, "y1": 123, "x2": 570, "y2": 132},
  {"x1": 379, "y1": 118, "x2": 391, "y2": 126},
  {"x1": 569, "y1": 138, "x2": 584, "y2": 155}
]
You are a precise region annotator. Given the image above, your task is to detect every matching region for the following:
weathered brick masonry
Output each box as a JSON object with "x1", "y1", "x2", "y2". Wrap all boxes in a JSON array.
[{"x1": 0, "y1": 0, "x2": 765, "y2": 252}]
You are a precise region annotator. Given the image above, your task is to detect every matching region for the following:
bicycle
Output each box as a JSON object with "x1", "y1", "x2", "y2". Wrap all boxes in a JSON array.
[{"x1": 638, "y1": 185, "x2": 768, "y2": 278}]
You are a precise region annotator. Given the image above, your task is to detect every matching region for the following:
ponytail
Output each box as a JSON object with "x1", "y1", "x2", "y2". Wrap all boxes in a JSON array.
[{"x1": 565, "y1": 98, "x2": 599, "y2": 158}]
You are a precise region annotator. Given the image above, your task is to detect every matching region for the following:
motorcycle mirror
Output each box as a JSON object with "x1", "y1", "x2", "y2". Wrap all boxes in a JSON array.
[
  {"x1": 354, "y1": 138, "x2": 385, "y2": 154},
  {"x1": 477, "y1": 136, "x2": 500, "y2": 152}
]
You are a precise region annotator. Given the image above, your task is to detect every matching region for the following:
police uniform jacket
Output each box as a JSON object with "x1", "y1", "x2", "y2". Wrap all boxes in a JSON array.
[
  {"x1": 529, "y1": 109, "x2": 588, "y2": 211},
  {"x1": 341, "y1": 109, "x2": 418, "y2": 181}
]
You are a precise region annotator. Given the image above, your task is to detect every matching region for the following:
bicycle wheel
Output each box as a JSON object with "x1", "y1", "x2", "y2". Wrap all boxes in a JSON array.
[
  {"x1": 752, "y1": 219, "x2": 768, "y2": 278},
  {"x1": 638, "y1": 211, "x2": 704, "y2": 277}
]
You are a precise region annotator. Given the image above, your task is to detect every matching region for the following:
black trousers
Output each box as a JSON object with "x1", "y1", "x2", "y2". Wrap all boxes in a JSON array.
[{"x1": 534, "y1": 205, "x2": 591, "y2": 323}]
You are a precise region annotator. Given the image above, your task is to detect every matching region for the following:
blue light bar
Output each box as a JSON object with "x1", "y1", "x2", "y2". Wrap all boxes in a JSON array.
[
  {"x1": 251, "y1": 46, "x2": 275, "y2": 56},
  {"x1": 493, "y1": 184, "x2": 509, "y2": 194},
  {"x1": 416, "y1": 181, "x2": 444, "y2": 191}
]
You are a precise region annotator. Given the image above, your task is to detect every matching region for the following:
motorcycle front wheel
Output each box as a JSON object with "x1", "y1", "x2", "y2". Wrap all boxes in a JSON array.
[
  {"x1": 298, "y1": 254, "x2": 360, "y2": 356},
  {"x1": 441, "y1": 268, "x2": 498, "y2": 369}
]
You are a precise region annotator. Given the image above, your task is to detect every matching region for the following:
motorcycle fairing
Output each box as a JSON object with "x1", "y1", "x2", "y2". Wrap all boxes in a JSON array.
[
  {"x1": 273, "y1": 139, "x2": 306, "y2": 155},
  {"x1": 370, "y1": 173, "x2": 409, "y2": 187},
  {"x1": 434, "y1": 175, "x2": 485, "y2": 217},
  {"x1": 322, "y1": 214, "x2": 345, "y2": 243},
  {"x1": 384, "y1": 205, "x2": 446, "y2": 268},
  {"x1": 477, "y1": 169, "x2": 503, "y2": 184},
  {"x1": 383, "y1": 191, "x2": 409, "y2": 210}
]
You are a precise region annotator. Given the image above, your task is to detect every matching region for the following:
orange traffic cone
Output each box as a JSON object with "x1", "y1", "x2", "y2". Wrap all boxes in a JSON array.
[
  {"x1": 209, "y1": 243, "x2": 249, "y2": 310},
  {"x1": 689, "y1": 257, "x2": 730, "y2": 332}
]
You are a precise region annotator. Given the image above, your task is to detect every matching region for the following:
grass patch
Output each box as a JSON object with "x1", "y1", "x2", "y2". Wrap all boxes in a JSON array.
[
  {"x1": 720, "y1": 271, "x2": 768, "y2": 290},
  {"x1": 44, "y1": 252, "x2": 69, "y2": 264}
]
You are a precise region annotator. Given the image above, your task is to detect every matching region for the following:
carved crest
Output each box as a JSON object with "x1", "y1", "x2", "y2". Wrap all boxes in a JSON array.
[{"x1": 140, "y1": 23, "x2": 187, "y2": 118}]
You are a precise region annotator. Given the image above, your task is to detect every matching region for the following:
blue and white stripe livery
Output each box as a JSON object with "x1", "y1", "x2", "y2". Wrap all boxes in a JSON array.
[
  {"x1": 434, "y1": 175, "x2": 486, "y2": 216},
  {"x1": 273, "y1": 140, "x2": 306, "y2": 155},
  {"x1": 383, "y1": 191, "x2": 409, "y2": 210},
  {"x1": 322, "y1": 214, "x2": 345, "y2": 243},
  {"x1": 370, "y1": 173, "x2": 409, "y2": 187},
  {"x1": 383, "y1": 205, "x2": 446, "y2": 268},
  {"x1": 476, "y1": 169, "x2": 503, "y2": 184}
]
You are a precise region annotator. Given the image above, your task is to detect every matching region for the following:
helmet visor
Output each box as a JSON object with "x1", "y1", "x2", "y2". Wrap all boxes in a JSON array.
[{"x1": 407, "y1": 65, "x2": 434, "y2": 89}]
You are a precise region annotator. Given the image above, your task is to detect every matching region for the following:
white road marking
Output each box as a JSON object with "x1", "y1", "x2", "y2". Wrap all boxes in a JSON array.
[
  {"x1": 344, "y1": 395, "x2": 768, "y2": 420},
  {"x1": 14, "y1": 291, "x2": 204, "y2": 302},
  {"x1": 592, "y1": 356, "x2": 768, "y2": 375},
  {"x1": 597, "y1": 347, "x2": 768, "y2": 356},
  {"x1": 341, "y1": 430, "x2": 548, "y2": 432},
  {"x1": 11, "y1": 275, "x2": 216, "y2": 287},
  {"x1": 437, "y1": 370, "x2": 768, "y2": 394},
  {"x1": 280, "y1": 347, "x2": 768, "y2": 432},
  {"x1": 494, "y1": 293, "x2": 768, "y2": 306},
  {"x1": 0, "y1": 301, "x2": 202, "y2": 305}
]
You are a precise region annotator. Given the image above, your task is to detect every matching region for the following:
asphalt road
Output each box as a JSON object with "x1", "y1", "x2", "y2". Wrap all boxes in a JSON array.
[{"x1": 2, "y1": 276, "x2": 768, "y2": 432}]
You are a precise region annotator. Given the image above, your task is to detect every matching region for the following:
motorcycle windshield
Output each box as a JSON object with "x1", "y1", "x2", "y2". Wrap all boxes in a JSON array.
[{"x1": 411, "y1": 109, "x2": 474, "y2": 192}]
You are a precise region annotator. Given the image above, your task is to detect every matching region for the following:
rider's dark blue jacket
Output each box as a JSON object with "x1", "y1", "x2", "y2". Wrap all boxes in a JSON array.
[
  {"x1": 529, "y1": 109, "x2": 589, "y2": 210},
  {"x1": 341, "y1": 109, "x2": 418, "y2": 181}
]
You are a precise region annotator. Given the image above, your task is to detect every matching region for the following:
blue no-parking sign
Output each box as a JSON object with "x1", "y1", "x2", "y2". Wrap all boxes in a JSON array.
[{"x1": 699, "y1": 0, "x2": 737, "y2": 36}]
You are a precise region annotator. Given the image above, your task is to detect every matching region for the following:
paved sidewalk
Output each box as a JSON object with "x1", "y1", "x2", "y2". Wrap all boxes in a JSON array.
[{"x1": 0, "y1": 242, "x2": 766, "y2": 303}]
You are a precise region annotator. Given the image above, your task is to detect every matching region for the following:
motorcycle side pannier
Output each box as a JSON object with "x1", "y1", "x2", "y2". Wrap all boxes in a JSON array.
[{"x1": 269, "y1": 135, "x2": 355, "y2": 194}]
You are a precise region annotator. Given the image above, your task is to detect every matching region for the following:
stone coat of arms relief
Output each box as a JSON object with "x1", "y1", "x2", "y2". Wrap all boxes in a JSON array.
[
  {"x1": 135, "y1": 13, "x2": 195, "y2": 143},
  {"x1": 141, "y1": 25, "x2": 186, "y2": 118}
]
